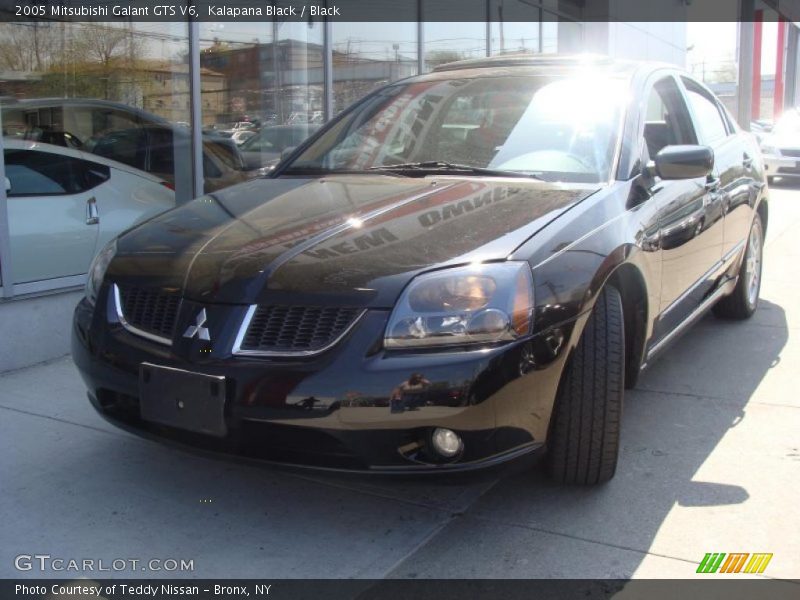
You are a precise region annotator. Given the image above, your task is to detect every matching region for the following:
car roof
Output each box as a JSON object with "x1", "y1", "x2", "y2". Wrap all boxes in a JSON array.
[
  {"x1": 417, "y1": 53, "x2": 679, "y2": 83},
  {"x1": 1, "y1": 98, "x2": 171, "y2": 123}
]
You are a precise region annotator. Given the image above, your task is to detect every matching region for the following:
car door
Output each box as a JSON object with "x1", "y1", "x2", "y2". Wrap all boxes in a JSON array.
[
  {"x1": 680, "y1": 76, "x2": 750, "y2": 262},
  {"x1": 5, "y1": 146, "x2": 100, "y2": 284},
  {"x1": 641, "y1": 75, "x2": 725, "y2": 341},
  {"x1": 144, "y1": 126, "x2": 177, "y2": 183}
]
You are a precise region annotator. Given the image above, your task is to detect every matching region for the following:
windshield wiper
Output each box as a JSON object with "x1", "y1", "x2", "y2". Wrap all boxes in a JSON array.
[{"x1": 367, "y1": 161, "x2": 542, "y2": 179}]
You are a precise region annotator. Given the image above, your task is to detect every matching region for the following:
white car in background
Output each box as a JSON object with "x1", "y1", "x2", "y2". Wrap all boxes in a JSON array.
[
  {"x1": 4, "y1": 139, "x2": 175, "y2": 285},
  {"x1": 230, "y1": 129, "x2": 257, "y2": 146},
  {"x1": 760, "y1": 108, "x2": 800, "y2": 183}
]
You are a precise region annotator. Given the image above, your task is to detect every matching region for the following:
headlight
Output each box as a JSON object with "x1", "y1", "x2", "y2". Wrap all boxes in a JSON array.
[
  {"x1": 85, "y1": 239, "x2": 117, "y2": 306},
  {"x1": 760, "y1": 144, "x2": 779, "y2": 156},
  {"x1": 384, "y1": 262, "x2": 533, "y2": 349}
]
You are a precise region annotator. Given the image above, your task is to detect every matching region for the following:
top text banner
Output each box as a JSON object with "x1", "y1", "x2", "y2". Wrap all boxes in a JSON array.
[{"x1": 0, "y1": 0, "x2": 792, "y2": 23}]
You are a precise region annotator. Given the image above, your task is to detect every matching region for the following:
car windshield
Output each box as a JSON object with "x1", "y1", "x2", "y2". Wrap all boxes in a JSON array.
[{"x1": 285, "y1": 74, "x2": 627, "y2": 183}]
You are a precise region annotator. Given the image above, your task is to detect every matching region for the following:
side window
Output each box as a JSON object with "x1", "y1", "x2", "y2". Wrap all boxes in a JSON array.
[
  {"x1": 79, "y1": 161, "x2": 111, "y2": 190},
  {"x1": 204, "y1": 140, "x2": 242, "y2": 171},
  {"x1": 290, "y1": 127, "x2": 312, "y2": 146},
  {"x1": 681, "y1": 77, "x2": 729, "y2": 145},
  {"x1": 642, "y1": 76, "x2": 696, "y2": 160},
  {"x1": 202, "y1": 152, "x2": 222, "y2": 178},
  {"x1": 4, "y1": 149, "x2": 110, "y2": 197},
  {"x1": 5, "y1": 149, "x2": 77, "y2": 196},
  {"x1": 147, "y1": 128, "x2": 176, "y2": 175},
  {"x1": 254, "y1": 130, "x2": 278, "y2": 151},
  {"x1": 87, "y1": 129, "x2": 147, "y2": 171}
]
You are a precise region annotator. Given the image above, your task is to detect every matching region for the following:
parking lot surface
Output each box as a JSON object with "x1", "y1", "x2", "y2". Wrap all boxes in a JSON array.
[{"x1": 2, "y1": 186, "x2": 799, "y2": 581}]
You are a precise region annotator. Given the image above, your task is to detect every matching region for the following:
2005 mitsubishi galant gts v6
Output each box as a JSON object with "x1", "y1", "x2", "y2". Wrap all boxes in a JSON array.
[{"x1": 73, "y1": 55, "x2": 767, "y2": 484}]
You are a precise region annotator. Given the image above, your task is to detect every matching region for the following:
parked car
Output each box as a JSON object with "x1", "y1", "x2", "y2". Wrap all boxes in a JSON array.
[
  {"x1": 2, "y1": 98, "x2": 173, "y2": 150},
  {"x1": 230, "y1": 129, "x2": 257, "y2": 146},
  {"x1": 4, "y1": 139, "x2": 174, "y2": 285},
  {"x1": 73, "y1": 55, "x2": 767, "y2": 483},
  {"x1": 758, "y1": 108, "x2": 800, "y2": 183},
  {"x1": 3, "y1": 99, "x2": 252, "y2": 193},
  {"x1": 239, "y1": 124, "x2": 320, "y2": 170},
  {"x1": 85, "y1": 125, "x2": 251, "y2": 193}
]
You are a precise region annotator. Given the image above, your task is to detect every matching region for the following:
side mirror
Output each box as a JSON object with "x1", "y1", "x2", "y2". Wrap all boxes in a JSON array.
[
  {"x1": 652, "y1": 145, "x2": 714, "y2": 180},
  {"x1": 4, "y1": 177, "x2": 10, "y2": 192},
  {"x1": 280, "y1": 146, "x2": 297, "y2": 161}
]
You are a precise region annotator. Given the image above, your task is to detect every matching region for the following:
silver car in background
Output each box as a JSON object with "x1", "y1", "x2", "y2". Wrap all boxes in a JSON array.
[
  {"x1": 760, "y1": 108, "x2": 800, "y2": 183},
  {"x1": 4, "y1": 139, "x2": 174, "y2": 285}
]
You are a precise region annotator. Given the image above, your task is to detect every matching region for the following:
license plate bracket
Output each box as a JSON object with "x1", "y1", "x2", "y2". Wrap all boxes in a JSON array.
[{"x1": 139, "y1": 363, "x2": 227, "y2": 437}]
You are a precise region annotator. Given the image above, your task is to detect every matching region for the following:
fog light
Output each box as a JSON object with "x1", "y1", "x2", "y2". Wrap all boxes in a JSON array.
[{"x1": 431, "y1": 428, "x2": 463, "y2": 458}]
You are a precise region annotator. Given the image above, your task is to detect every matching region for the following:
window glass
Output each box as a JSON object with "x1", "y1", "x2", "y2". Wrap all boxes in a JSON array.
[
  {"x1": 4, "y1": 149, "x2": 110, "y2": 196},
  {"x1": 423, "y1": 23, "x2": 486, "y2": 71},
  {"x1": 148, "y1": 128, "x2": 176, "y2": 174},
  {"x1": 243, "y1": 128, "x2": 280, "y2": 152},
  {"x1": 682, "y1": 79, "x2": 729, "y2": 144},
  {"x1": 86, "y1": 129, "x2": 147, "y2": 171},
  {"x1": 4, "y1": 149, "x2": 78, "y2": 196},
  {"x1": 0, "y1": 21, "x2": 193, "y2": 203},
  {"x1": 6, "y1": 164, "x2": 67, "y2": 196},
  {"x1": 542, "y1": 19, "x2": 583, "y2": 53},
  {"x1": 642, "y1": 77, "x2": 696, "y2": 159},
  {"x1": 199, "y1": 21, "x2": 323, "y2": 185},
  {"x1": 332, "y1": 23, "x2": 417, "y2": 115},
  {"x1": 203, "y1": 153, "x2": 222, "y2": 179},
  {"x1": 289, "y1": 74, "x2": 627, "y2": 183},
  {"x1": 490, "y1": 1, "x2": 541, "y2": 55},
  {"x1": 83, "y1": 163, "x2": 111, "y2": 189}
]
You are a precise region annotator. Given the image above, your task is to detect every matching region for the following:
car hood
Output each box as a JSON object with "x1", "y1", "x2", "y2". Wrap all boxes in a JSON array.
[{"x1": 110, "y1": 175, "x2": 599, "y2": 307}]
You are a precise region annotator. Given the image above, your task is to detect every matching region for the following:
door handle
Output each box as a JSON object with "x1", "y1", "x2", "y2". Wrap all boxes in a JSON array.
[{"x1": 85, "y1": 197, "x2": 99, "y2": 225}]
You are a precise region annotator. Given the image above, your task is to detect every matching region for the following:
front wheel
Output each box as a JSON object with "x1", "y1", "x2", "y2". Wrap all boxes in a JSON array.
[
  {"x1": 713, "y1": 213, "x2": 763, "y2": 320},
  {"x1": 546, "y1": 285, "x2": 624, "y2": 485}
]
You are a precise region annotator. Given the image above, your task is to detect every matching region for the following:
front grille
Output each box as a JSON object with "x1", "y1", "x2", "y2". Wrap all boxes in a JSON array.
[
  {"x1": 239, "y1": 305, "x2": 363, "y2": 354},
  {"x1": 780, "y1": 148, "x2": 800, "y2": 157},
  {"x1": 116, "y1": 284, "x2": 180, "y2": 342}
]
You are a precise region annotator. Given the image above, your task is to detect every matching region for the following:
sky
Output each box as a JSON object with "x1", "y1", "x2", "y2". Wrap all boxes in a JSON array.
[{"x1": 687, "y1": 21, "x2": 780, "y2": 76}]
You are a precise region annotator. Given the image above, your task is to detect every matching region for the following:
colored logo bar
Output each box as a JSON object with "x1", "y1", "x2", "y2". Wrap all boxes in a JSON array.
[{"x1": 696, "y1": 553, "x2": 773, "y2": 574}]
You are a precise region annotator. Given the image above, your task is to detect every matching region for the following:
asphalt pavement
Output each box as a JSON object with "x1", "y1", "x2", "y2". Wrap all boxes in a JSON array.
[{"x1": 2, "y1": 184, "x2": 799, "y2": 581}]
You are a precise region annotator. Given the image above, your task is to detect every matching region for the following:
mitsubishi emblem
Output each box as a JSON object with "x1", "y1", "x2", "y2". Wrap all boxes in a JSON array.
[{"x1": 183, "y1": 309, "x2": 211, "y2": 341}]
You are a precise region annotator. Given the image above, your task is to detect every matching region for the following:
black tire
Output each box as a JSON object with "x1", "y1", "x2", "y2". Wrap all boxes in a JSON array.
[
  {"x1": 712, "y1": 213, "x2": 763, "y2": 320},
  {"x1": 546, "y1": 285, "x2": 624, "y2": 485}
]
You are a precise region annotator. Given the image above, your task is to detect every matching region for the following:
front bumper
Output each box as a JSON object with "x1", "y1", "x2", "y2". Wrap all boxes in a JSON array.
[{"x1": 72, "y1": 289, "x2": 573, "y2": 473}]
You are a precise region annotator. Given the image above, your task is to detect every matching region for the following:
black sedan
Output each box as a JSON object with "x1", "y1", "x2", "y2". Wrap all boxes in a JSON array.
[{"x1": 72, "y1": 55, "x2": 767, "y2": 484}]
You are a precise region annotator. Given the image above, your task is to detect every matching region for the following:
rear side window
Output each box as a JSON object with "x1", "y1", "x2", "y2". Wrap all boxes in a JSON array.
[
  {"x1": 4, "y1": 149, "x2": 109, "y2": 196},
  {"x1": 88, "y1": 129, "x2": 147, "y2": 170},
  {"x1": 289, "y1": 127, "x2": 314, "y2": 145},
  {"x1": 682, "y1": 77, "x2": 729, "y2": 145},
  {"x1": 202, "y1": 153, "x2": 222, "y2": 178},
  {"x1": 147, "y1": 128, "x2": 176, "y2": 175},
  {"x1": 204, "y1": 140, "x2": 243, "y2": 170}
]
